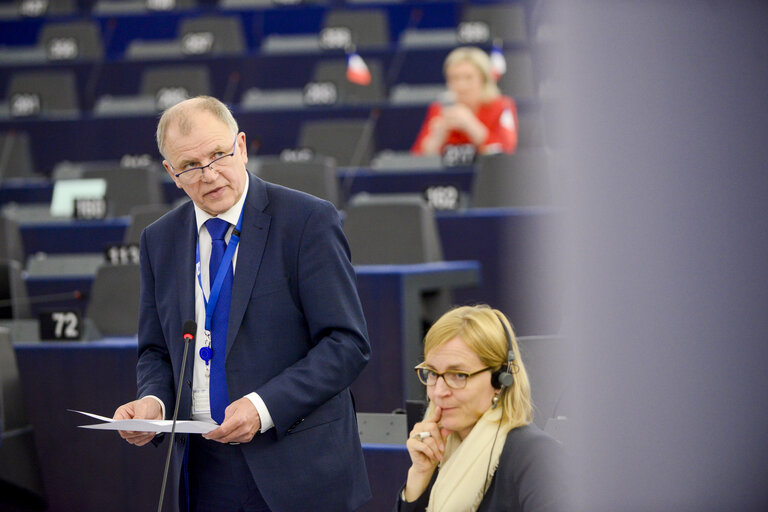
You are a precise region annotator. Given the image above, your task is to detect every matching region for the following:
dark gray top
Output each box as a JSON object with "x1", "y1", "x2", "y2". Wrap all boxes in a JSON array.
[{"x1": 396, "y1": 423, "x2": 567, "y2": 512}]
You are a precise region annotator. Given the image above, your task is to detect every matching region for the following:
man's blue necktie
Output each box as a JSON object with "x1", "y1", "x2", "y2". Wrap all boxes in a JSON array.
[{"x1": 206, "y1": 217, "x2": 232, "y2": 424}]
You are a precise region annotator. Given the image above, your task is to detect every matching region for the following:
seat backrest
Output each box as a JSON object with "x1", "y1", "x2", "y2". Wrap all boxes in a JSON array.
[
  {"x1": 388, "y1": 83, "x2": 446, "y2": 106},
  {"x1": 94, "y1": 0, "x2": 198, "y2": 13},
  {"x1": 0, "y1": 326, "x2": 26, "y2": 431},
  {"x1": 0, "y1": 326, "x2": 46, "y2": 507},
  {"x1": 312, "y1": 58, "x2": 385, "y2": 105},
  {"x1": 343, "y1": 194, "x2": 443, "y2": 265},
  {"x1": 497, "y1": 50, "x2": 537, "y2": 99},
  {"x1": 356, "y1": 412, "x2": 407, "y2": 445},
  {"x1": 471, "y1": 149, "x2": 552, "y2": 208},
  {"x1": 517, "y1": 335, "x2": 568, "y2": 429},
  {"x1": 6, "y1": 70, "x2": 80, "y2": 117},
  {"x1": 38, "y1": 20, "x2": 104, "y2": 61},
  {"x1": 462, "y1": 4, "x2": 528, "y2": 45},
  {"x1": 257, "y1": 156, "x2": 340, "y2": 208},
  {"x1": 81, "y1": 166, "x2": 164, "y2": 217},
  {"x1": 0, "y1": 260, "x2": 30, "y2": 320},
  {"x1": 0, "y1": 215, "x2": 24, "y2": 265},
  {"x1": 85, "y1": 263, "x2": 140, "y2": 337},
  {"x1": 323, "y1": 9, "x2": 390, "y2": 49},
  {"x1": 140, "y1": 65, "x2": 211, "y2": 110},
  {"x1": 124, "y1": 204, "x2": 170, "y2": 244},
  {"x1": 240, "y1": 88, "x2": 305, "y2": 110},
  {"x1": 298, "y1": 118, "x2": 375, "y2": 167},
  {"x1": 15, "y1": 0, "x2": 76, "y2": 16},
  {"x1": 370, "y1": 150, "x2": 443, "y2": 171},
  {"x1": 25, "y1": 253, "x2": 105, "y2": 277},
  {"x1": 518, "y1": 111, "x2": 547, "y2": 149},
  {"x1": 0, "y1": 131, "x2": 37, "y2": 179},
  {"x1": 178, "y1": 15, "x2": 246, "y2": 56}
]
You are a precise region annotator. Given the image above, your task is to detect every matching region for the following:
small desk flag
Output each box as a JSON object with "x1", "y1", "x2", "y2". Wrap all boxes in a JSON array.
[{"x1": 347, "y1": 51, "x2": 372, "y2": 86}]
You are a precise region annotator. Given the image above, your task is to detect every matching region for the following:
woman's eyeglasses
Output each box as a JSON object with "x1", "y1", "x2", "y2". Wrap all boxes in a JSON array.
[{"x1": 414, "y1": 365, "x2": 491, "y2": 390}]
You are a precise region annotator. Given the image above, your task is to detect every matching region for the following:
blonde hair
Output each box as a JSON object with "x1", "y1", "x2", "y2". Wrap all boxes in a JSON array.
[
  {"x1": 156, "y1": 95, "x2": 239, "y2": 159},
  {"x1": 443, "y1": 46, "x2": 501, "y2": 103},
  {"x1": 423, "y1": 305, "x2": 533, "y2": 429}
]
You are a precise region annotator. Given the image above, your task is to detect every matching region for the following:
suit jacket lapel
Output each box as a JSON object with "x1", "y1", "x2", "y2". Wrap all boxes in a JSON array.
[{"x1": 226, "y1": 174, "x2": 271, "y2": 359}]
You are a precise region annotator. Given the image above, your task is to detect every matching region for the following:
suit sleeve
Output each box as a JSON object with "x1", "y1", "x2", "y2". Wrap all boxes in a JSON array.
[
  {"x1": 135, "y1": 228, "x2": 174, "y2": 414},
  {"x1": 255, "y1": 200, "x2": 371, "y2": 436}
]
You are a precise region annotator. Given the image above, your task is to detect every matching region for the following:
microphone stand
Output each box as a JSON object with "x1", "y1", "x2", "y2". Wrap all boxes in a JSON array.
[{"x1": 157, "y1": 324, "x2": 196, "y2": 512}]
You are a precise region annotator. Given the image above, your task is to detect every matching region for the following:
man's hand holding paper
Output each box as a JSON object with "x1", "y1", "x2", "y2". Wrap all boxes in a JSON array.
[{"x1": 113, "y1": 396, "x2": 163, "y2": 446}]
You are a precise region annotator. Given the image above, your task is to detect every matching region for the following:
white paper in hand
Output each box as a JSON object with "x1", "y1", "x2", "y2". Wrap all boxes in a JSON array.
[{"x1": 70, "y1": 409, "x2": 218, "y2": 434}]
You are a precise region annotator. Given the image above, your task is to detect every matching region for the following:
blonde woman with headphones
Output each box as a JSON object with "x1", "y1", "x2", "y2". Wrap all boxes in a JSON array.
[
  {"x1": 396, "y1": 305, "x2": 565, "y2": 512},
  {"x1": 411, "y1": 47, "x2": 519, "y2": 157}
]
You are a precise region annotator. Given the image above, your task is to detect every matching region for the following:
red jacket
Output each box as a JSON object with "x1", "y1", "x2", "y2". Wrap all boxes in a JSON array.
[{"x1": 411, "y1": 95, "x2": 518, "y2": 155}]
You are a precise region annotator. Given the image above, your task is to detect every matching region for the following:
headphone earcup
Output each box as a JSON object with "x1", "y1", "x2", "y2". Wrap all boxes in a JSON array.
[
  {"x1": 491, "y1": 367, "x2": 514, "y2": 389},
  {"x1": 497, "y1": 371, "x2": 514, "y2": 389}
]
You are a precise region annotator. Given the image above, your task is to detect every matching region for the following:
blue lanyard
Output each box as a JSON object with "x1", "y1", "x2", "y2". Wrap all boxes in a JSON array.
[{"x1": 195, "y1": 207, "x2": 244, "y2": 333}]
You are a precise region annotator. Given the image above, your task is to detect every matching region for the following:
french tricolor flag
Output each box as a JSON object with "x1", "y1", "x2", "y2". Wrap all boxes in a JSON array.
[
  {"x1": 490, "y1": 42, "x2": 506, "y2": 81},
  {"x1": 346, "y1": 50, "x2": 372, "y2": 86}
]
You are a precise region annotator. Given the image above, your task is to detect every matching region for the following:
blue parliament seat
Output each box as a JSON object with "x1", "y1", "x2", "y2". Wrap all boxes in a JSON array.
[
  {"x1": 0, "y1": 18, "x2": 102, "y2": 65},
  {"x1": 517, "y1": 335, "x2": 569, "y2": 429},
  {"x1": 1, "y1": 69, "x2": 80, "y2": 119},
  {"x1": 471, "y1": 148, "x2": 552, "y2": 208},
  {"x1": 125, "y1": 14, "x2": 247, "y2": 60},
  {"x1": 343, "y1": 193, "x2": 443, "y2": 265},
  {"x1": 93, "y1": 0, "x2": 200, "y2": 15},
  {"x1": 312, "y1": 57, "x2": 387, "y2": 104},
  {"x1": 255, "y1": 155, "x2": 341, "y2": 207},
  {"x1": 0, "y1": 0, "x2": 75, "y2": 20},
  {"x1": 0, "y1": 327, "x2": 46, "y2": 510},
  {"x1": 299, "y1": 117, "x2": 377, "y2": 166},
  {"x1": 123, "y1": 203, "x2": 171, "y2": 243},
  {"x1": 0, "y1": 130, "x2": 39, "y2": 179}
]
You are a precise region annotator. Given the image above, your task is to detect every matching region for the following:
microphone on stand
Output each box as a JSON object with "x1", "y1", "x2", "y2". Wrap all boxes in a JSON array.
[{"x1": 157, "y1": 320, "x2": 197, "y2": 512}]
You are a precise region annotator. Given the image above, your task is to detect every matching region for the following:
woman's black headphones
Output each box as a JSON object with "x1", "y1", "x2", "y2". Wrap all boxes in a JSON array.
[{"x1": 490, "y1": 313, "x2": 515, "y2": 390}]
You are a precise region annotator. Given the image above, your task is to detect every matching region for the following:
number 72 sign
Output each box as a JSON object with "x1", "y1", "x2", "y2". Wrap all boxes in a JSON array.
[{"x1": 39, "y1": 310, "x2": 82, "y2": 341}]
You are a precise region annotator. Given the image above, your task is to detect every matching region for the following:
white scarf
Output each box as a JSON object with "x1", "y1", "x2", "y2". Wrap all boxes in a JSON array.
[{"x1": 426, "y1": 407, "x2": 511, "y2": 512}]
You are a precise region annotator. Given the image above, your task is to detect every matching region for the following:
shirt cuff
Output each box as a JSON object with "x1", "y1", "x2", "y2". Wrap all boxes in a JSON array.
[
  {"x1": 245, "y1": 392, "x2": 274, "y2": 433},
  {"x1": 143, "y1": 395, "x2": 166, "y2": 420}
]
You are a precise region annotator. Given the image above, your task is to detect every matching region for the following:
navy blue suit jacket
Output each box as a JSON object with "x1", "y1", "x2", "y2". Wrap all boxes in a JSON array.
[{"x1": 136, "y1": 173, "x2": 371, "y2": 511}]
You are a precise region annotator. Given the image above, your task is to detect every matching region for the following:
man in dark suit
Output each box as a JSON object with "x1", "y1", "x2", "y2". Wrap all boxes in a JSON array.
[{"x1": 114, "y1": 96, "x2": 371, "y2": 511}]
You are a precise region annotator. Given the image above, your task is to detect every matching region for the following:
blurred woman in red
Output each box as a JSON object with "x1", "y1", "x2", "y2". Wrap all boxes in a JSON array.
[{"x1": 411, "y1": 47, "x2": 518, "y2": 156}]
